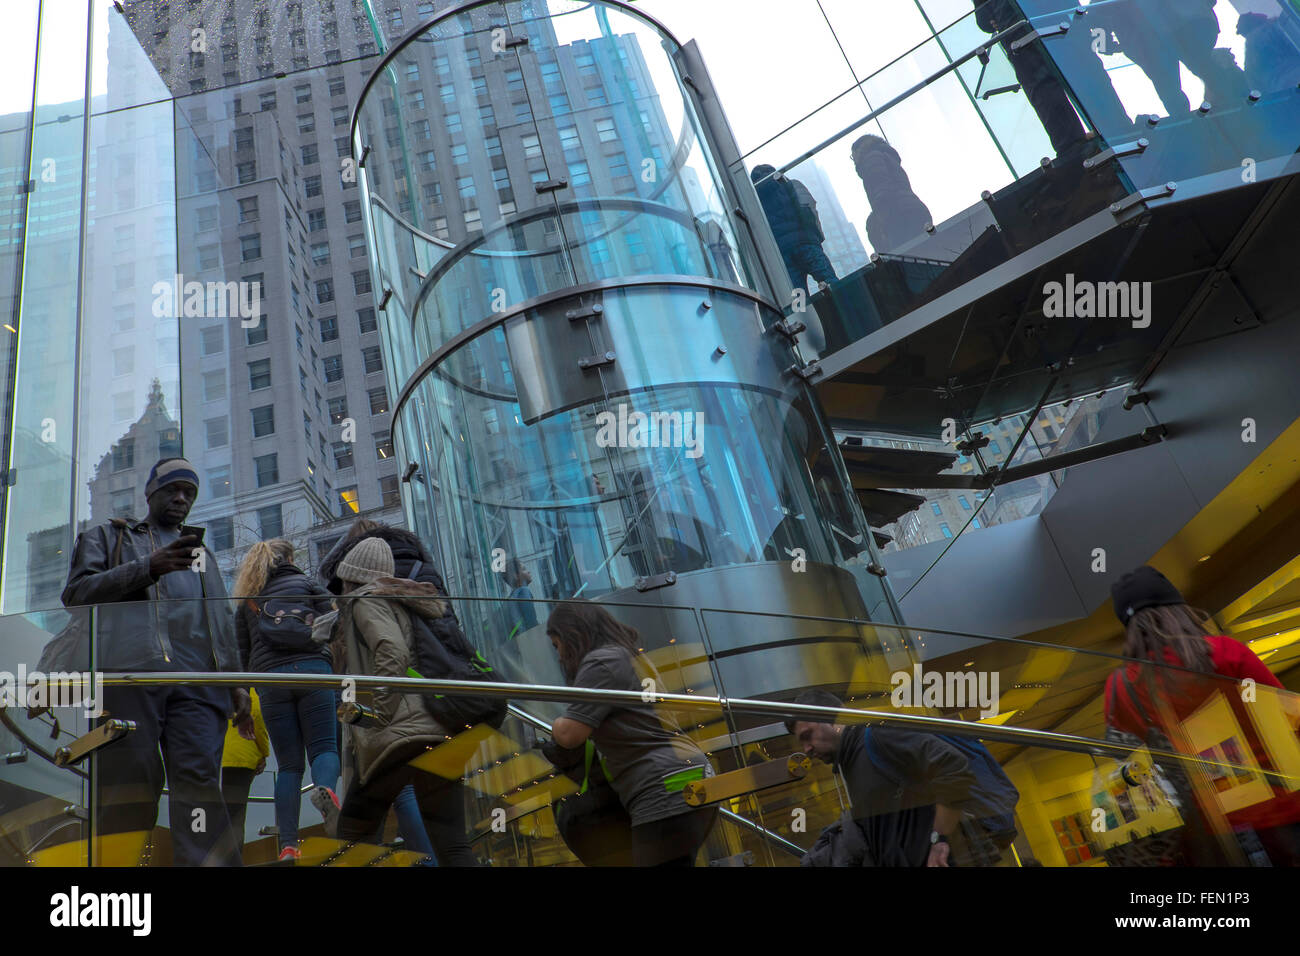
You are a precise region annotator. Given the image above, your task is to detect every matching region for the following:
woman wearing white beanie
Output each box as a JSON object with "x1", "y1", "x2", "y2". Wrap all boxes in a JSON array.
[{"x1": 333, "y1": 537, "x2": 478, "y2": 865}]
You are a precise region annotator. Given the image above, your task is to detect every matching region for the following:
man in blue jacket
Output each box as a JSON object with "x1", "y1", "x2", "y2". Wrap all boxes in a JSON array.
[
  {"x1": 752, "y1": 164, "x2": 837, "y2": 297},
  {"x1": 62, "y1": 457, "x2": 246, "y2": 865}
]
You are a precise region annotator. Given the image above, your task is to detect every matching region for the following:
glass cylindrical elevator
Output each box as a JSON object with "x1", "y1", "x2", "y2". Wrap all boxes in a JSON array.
[{"x1": 353, "y1": 0, "x2": 904, "y2": 705}]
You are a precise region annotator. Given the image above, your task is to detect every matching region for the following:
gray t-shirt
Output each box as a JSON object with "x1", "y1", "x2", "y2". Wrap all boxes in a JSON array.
[{"x1": 563, "y1": 645, "x2": 710, "y2": 825}]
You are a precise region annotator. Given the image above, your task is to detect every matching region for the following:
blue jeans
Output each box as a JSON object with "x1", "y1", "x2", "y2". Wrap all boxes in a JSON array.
[
  {"x1": 781, "y1": 240, "x2": 836, "y2": 294},
  {"x1": 260, "y1": 658, "x2": 340, "y2": 848},
  {"x1": 393, "y1": 784, "x2": 437, "y2": 864}
]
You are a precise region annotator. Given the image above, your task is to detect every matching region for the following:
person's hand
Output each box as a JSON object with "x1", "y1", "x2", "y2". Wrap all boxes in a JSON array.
[
  {"x1": 926, "y1": 840, "x2": 951, "y2": 867},
  {"x1": 231, "y1": 688, "x2": 252, "y2": 731},
  {"x1": 254, "y1": 758, "x2": 267, "y2": 775},
  {"x1": 148, "y1": 535, "x2": 202, "y2": 578}
]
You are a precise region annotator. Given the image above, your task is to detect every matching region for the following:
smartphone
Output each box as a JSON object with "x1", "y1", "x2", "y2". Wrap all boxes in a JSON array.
[{"x1": 179, "y1": 524, "x2": 206, "y2": 545}]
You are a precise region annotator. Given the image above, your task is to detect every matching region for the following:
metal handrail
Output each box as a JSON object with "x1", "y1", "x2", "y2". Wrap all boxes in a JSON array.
[{"x1": 38, "y1": 669, "x2": 1285, "y2": 779}]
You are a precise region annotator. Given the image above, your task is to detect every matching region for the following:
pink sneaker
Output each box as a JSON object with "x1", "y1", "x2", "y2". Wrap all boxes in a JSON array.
[
  {"x1": 278, "y1": 846, "x2": 302, "y2": 862},
  {"x1": 310, "y1": 786, "x2": 341, "y2": 838}
]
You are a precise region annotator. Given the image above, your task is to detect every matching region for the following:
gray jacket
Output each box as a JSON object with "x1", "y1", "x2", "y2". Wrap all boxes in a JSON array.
[{"x1": 61, "y1": 517, "x2": 240, "y2": 675}]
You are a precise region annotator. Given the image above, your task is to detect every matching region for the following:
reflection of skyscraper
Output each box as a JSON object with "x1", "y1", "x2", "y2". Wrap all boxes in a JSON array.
[{"x1": 798, "y1": 161, "x2": 867, "y2": 278}]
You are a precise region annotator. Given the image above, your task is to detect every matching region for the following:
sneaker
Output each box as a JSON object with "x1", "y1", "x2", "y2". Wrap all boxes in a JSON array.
[
  {"x1": 311, "y1": 785, "x2": 341, "y2": 838},
  {"x1": 277, "y1": 846, "x2": 301, "y2": 863}
]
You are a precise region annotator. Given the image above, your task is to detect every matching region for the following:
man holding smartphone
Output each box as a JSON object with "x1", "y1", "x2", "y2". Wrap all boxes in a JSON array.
[{"x1": 62, "y1": 457, "x2": 247, "y2": 865}]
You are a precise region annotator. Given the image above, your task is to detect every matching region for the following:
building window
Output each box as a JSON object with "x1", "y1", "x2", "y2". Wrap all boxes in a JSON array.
[
  {"x1": 368, "y1": 386, "x2": 389, "y2": 415},
  {"x1": 338, "y1": 486, "x2": 360, "y2": 516},
  {"x1": 362, "y1": 346, "x2": 383, "y2": 374},
  {"x1": 348, "y1": 234, "x2": 366, "y2": 258},
  {"x1": 207, "y1": 466, "x2": 232, "y2": 500},
  {"x1": 940, "y1": 523, "x2": 953, "y2": 539},
  {"x1": 304, "y1": 174, "x2": 323, "y2": 198},
  {"x1": 319, "y1": 316, "x2": 339, "y2": 341},
  {"x1": 344, "y1": 201, "x2": 361, "y2": 223},
  {"x1": 358, "y1": 307, "x2": 377, "y2": 334},
  {"x1": 352, "y1": 270, "x2": 372, "y2": 295},
  {"x1": 380, "y1": 475, "x2": 400, "y2": 509},
  {"x1": 329, "y1": 76, "x2": 346, "y2": 96},
  {"x1": 302, "y1": 144, "x2": 319, "y2": 165},
  {"x1": 972, "y1": 517, "x2": 982, "y2": 529},
  {"x1": 240, "y1": 234, "x2": 261, "y2": 261},
  {"x1": 236, "y1": 196, "x2": 258, "y2": 223},
  {"x1": 259, "y1": 91, "x2": 277, "y2": 111},
  {"x1": 931, "y1": 502, "x2": 942, "y2": 516},
  {"x1": 251, "y1": 404, "x2": 275, "y2": 437},
  {"x1": 958, "y1": 495, "x2": 972, "y2": 510},
  {"x1": 258, "y1": 504, "x2": 283, "y2": 539},
  {"x1": 209, "y1": 516, "x2": 234, "y2": 552},
  {"x1": 323, "y1": 355, "x2": 344, "y2": 383},
  {"x1": 333, "y1": 441, "x2": 355, "y2": 470},
  {"x1": 246, "y1": 318, "x2": 268, "y2": 345},
  {"x1": 111, "y1": 440, "x2": 135, "y2": 472},
  {"x1": 203, "y1": 370, "x2": 226, "y2": 402},
  {"x1": 310, "y1": 241, "x2": 331, "y2": 265},
  {"x1": 237, "y1": 161, "x2": 256, "y2": 184},
  {"x1": 205, "y1": 417, "x2": 228, "y2": 449},
  {"x1": 297, "y1": 113, "x2": 315, "y2": 134},
  {"x1": 248, "y1": 358, "x2": 272, "y2": 390},
  {"x1": 595, "y1": 117, "x2": 617, "y2": 142},
  {"x1": 328, "y1": 396, "x2": 349, "y2": 424},
  {"x1": 375, "y1": 431, "x2": 394, "y2": 460},
  {"x1": 316, "y1": 278, "x2": 334, "y2": 303},
  {"x1": 254, "y1": 453, "x2": 279, "y2": 487},
  {"x1": 308, "y1": 209, "x2": 327, "y2": 231},
  {"x1": 295, "y1": 84, "x2": 311, "y2": 104}
]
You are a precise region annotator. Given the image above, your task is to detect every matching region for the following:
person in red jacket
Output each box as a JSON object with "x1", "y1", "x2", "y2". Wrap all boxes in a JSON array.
[{"x1": 1103, "y1": 565, "x2": 1300, "y2": 865}]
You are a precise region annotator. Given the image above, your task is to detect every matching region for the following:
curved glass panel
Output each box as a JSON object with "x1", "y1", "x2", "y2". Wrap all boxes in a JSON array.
[{"x1": 354, "y1": 0, "x2": 758, "y2": 361}]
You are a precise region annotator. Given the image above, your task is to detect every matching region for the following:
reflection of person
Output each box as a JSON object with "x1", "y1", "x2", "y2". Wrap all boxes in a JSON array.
[
  {"x1": 974, "y1": 0, "x2": 1131, "y2": 151},
  {"x1": 1237, "y1": 13, "x2": 1300, "y2": 93},
  {"x1": 751, "y1": 164, "x2": 837, "y2": 295},
  {"x1": 1100, "y1": 0, "x2": 1252, "y2": 115},
  {"x1": 502, "y1": 557, "x2": 539, "y2": 635},
  {"x1": 61, "y1": 457, "x2": 246, "y2": 866},
  {"x1": 850, "y1": 135, "x2": 933, "y2": 254},
  {"x1": 788, "y1": 690, "x2": 975, "y2": 867},
  {"x1": 1103, "y1": 566, "x2": 1300, "y2": 866}
]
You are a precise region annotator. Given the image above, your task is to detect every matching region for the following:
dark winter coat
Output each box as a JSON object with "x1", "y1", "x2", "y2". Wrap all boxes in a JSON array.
[
  {"x1": 235, "y1": 562, "x2": 333, "y2": 673},
  {"x1": 61, "y1": 516, "x2": 239, "y2": 675}
]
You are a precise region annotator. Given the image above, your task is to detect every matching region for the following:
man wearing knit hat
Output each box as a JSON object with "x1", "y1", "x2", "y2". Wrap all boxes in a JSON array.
[{"x1": 62, "y1": 456, "x2": 246, "y2": 865}]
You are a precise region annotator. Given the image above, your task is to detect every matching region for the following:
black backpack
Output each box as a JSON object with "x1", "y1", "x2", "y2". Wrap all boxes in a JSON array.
[
  {"x1": 403, "y1": 560, "x2": 507, "y2": 732},
  {"x1": 247, "y1": 596, "x2": 321, "y2": 652}
]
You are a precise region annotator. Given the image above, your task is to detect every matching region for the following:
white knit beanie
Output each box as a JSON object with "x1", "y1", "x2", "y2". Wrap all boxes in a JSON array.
[{"x1": 337, "y1": 537, "x2": 395, "y2": 585}]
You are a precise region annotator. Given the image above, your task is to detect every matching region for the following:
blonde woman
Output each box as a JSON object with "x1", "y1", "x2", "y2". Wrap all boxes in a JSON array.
[{"x1": 233, "y1": 539, "x2": 336, "y2": 861}]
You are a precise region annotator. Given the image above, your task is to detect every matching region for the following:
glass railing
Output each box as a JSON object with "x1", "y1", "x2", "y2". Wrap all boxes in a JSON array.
[
  {"x1": 741, "y1": 2, "x2": 1137, "y2": 364},
  {"x1": 739, "y1": 0, "x2": 1300, "y2": 372},
  {"x1": 1017, "y1": 0, "x2": 1300, "y2": 198},
  {"x1": 3, "y1": 595, "x2": 1296, "y2": 866}
]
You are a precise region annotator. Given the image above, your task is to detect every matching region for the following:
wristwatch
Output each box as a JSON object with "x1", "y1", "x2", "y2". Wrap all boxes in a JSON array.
[{"x1": 930, "y1": 830, "x2": 949, "y2": 845}]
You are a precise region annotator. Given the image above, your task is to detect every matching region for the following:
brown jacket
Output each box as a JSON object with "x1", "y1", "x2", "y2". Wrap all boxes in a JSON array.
[{"x1": 337, "y1": 577, "x2": 451, "y2": 787}]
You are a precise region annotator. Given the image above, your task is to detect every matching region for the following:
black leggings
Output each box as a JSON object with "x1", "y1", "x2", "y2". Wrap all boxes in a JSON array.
[
  {"x1": 338, "y1": 763, "x2": 477, "y2": 866},
  {"x1": 631, "y1": 806, "x2": 718, "y2": 867}
]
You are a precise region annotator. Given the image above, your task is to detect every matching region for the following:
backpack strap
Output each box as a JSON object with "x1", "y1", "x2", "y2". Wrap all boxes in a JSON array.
[{"x1": 578, "y1": 738, "x2": 613, "y2": 794}]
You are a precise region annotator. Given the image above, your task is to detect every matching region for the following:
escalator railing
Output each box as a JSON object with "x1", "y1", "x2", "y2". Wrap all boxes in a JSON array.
[{"x1": 1, "y1": 596, "x2": 1296, "y2": 866}]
